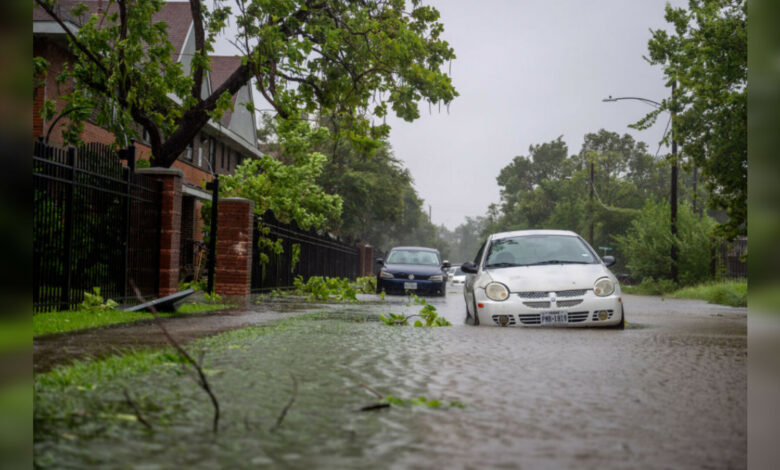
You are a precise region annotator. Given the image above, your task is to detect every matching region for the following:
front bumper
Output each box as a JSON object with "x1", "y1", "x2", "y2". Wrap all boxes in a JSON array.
[
  {"x1": 377, "y1": 278, "x2": 446, "y2": 296},
  {"x1": 474, "y1": 290, "x2": 623, "y2": 327}
]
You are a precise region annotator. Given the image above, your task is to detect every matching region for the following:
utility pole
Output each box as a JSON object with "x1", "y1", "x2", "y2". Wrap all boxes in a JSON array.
[
  {"x1": 589, "y1": 155, "x2": 594, "y2": 245},
  {"x1": 670, "y1": 81, "x2": 679, "y2": 284}
]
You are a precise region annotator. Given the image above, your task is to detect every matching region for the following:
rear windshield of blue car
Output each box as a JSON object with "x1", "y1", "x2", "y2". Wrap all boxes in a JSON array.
[
  {"x1": 485, "y1": 235, "x2": 597, "y2": 268},
  {"x1": 387, "y1": 250, "x2": 441, "y2": 266}
]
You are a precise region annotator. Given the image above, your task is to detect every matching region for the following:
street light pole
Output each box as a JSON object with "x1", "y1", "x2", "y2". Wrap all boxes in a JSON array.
[
  {"x1": 670, "y1": 81, "x2": 678, "y2": 284},
  {"x1": 602, "y1": 86, "x2": 679, "y2": 284}
]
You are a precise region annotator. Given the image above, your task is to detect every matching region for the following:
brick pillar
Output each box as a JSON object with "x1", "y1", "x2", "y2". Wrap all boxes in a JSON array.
[
  {"x1": 137, "y1": 168, "x2": 183, "y2": 297},
  {"x1": 215, "y1": 197, "x2": 254, "y2": 297},
  {"x1": 357, "y1": 243, "x2": 374, "y2": 276}
]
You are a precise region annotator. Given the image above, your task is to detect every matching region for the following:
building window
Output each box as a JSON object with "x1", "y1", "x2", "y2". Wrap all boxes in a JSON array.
[
  {"x1": 220, "y1": 143, "x2": 225, "y2": 169},
  {"x1": 185, "y1": 141, "x2": 193, "y2": 161}
]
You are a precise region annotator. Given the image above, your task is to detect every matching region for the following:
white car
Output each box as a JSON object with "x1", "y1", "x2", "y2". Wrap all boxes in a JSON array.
[
  {"x1": 462, "y1": 230, "x2": 624, "y2": 328},
  {"x1": 449, "y1": 266, "x2": 467, "y2": 285}
]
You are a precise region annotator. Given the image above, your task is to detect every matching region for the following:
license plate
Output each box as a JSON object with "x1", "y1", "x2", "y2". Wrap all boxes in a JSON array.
[
  {"x1": 540, "y1": 311, "x2": 568, "y2": 325},
  {"x1": 403, "y1": 282, "x2": 417, "y2": 290}
]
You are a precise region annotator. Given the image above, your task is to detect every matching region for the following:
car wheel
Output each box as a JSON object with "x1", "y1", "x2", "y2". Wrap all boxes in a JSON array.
[{"x1": 472, "y1": 299, "x2": 480, "y2": 326}]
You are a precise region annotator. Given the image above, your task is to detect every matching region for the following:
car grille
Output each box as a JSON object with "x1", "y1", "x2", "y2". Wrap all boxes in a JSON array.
[
  {"x1": 591, "y1": 309, "x2": 615, "y2": 321},
  {"x1": 523, "y1": 301, "x2": 551, "y2": 309},
  {"x1": 556, "y1": 299, "x2": 583, "y2": 308},
  {"x1": 491, "y1": 314, "x2": 517, "y2": 326},
  {"x1": 516, "y1": 289, "x2": 588, "y2": 298},
  {"x1": 392, "y1": 273, "x2": 430, "y2": 280},
  {"x1": 516, "y1": 311, "x2": 590, "y2": 325}
]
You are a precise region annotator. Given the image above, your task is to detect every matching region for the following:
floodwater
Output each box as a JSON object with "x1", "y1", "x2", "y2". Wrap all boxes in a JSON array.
[{"x1": 34, "y1": 289, "x2": 746, "y2": 469}]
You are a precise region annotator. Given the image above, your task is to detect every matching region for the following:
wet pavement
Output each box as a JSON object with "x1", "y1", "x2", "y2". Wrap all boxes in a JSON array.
[{"x1": 34, "y1": 287, "x2": 746, "y2": 469}]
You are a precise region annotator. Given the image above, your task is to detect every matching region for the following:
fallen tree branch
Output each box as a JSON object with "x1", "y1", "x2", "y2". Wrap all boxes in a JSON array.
[
  {"x1": 123, "y1": 388, "x2": 153, "y2": 430},
  {"x1": 357, "y1": 382, "x2": 389, "y2": 412},
  {"x1": 269, "y1": 374, "x2": 298, "y2": 433},
  {"x1": 130, "y1": 280, "x2": 220, "y2": 434},
  {"x1": 359, "y1": 382, "x2": 383, "y2": 399}
]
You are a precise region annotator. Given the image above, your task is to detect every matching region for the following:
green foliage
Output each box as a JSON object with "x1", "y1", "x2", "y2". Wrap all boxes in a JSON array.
[
  {"x1": 667, "y1": 280, "x2": 747, "y2": 307},
  {"x1": 214, "y1": 120, "x2": 343, "y2": 264},
  {"x1": 292, "y1": 276, "x2": 358, "y2": 303},
  {"x1": 35, "y1": 0, "x2": 457, "y2": 167},
  {"x1": 613, "y1": 199, "x2": 718, "y2": 286},
  {"x1": 202, "y1": 292, "x2": 223, "y2": 304},
  {"x1": 640, "y1": 0, "x2": 746, "y2": 240},
  {"x1": 34, "y1": 303, "x2": 229, "y2": 337},
  {"x1": 79, "y1": 287, "x2": 118, "y2": 311},
  {"x1": 382, "y1": 395, "x2": 464, "y2": 409},
  {"x1": 257, "y1": 115, "x2": 451, "y2": 253},
  {"x1": 290, "y1": 243, "x2": 301, "y2": 273},
  {"x1": 622, "y1": 277, "x2": 680, "y2": 296},
  {"x1": 380, "y1": 293, "x2": 451, "y2": 327},
  {"x1": 134, "y1": 158, "x2": 150, "y2": 169},
  {"x1": 379, "y1": 312, "x2": 409, "y2": 326},
  {"x1": 178, "y1": 278, "x2": 207, "y2": 292},
  {"x1": 491, "y1": 132, "x2": 675, "y2": 273},
  {"x1": 353, "y1": 276, "x2": 377, "y2": 294}
]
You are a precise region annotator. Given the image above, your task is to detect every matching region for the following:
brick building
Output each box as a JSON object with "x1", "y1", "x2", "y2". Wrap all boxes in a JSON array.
[{"x1": 34, "y1": 0, "x2": 262, "y2": 283}]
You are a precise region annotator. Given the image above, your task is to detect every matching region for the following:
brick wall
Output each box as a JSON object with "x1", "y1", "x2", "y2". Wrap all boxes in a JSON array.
[{"x1": 215, "y1": 198, "x2": 254, "y2": 297}]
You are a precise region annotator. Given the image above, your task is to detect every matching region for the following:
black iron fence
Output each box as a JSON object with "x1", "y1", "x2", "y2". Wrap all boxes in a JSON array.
[
  {"x1": 33, "y1": 141, "x2": 161, "y2": 312},
  {"x1": 717, "y1": 237, "x2": 747, "y2": 279},
  {"x1": 251, "y1": 211, "x2": 359, "y2": 291}
]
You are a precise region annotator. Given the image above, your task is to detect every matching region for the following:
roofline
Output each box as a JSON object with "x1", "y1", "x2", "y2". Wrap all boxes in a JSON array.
[{"x1": 33, "y1": 20, "x2": 80, "y2": 37}]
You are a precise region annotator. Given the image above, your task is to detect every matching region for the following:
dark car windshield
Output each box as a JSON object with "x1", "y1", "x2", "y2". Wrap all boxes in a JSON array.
[
  {"x1": 485, "y1": 235, "x2": 597, "y2": 268},
  {"x1": 386, "y1": 250, "x2": 441, "y2": 266}
]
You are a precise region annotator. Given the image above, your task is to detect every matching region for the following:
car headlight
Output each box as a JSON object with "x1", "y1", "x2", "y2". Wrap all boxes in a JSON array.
[
  {"x1": 429, "y1": 275, "x2": 443, "y2": 282},
  {"x1": 593, "y1": 277, "x2": 615, "y2": 296},
  {"x1": 485, "y1": 282, "x2": 510, "y2": 301},
  {"x1": 379, "y1": 271, "x2": 394, "y2": 279}
]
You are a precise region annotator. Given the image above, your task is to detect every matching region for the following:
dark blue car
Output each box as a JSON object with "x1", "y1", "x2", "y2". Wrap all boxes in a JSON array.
[{"x1": 376, "y1": 247, "x2": 450, "y2": 296}]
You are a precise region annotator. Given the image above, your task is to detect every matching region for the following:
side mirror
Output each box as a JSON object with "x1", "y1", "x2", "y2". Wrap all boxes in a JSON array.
[
  {"x1": 375, "y1": 258, "x2": 384, "y2": 265},
  {"x1": 603, "y1": 255, "x2": 615, "y2": 267},
  {"x1": 461, "y1": 261, "x2": 478, "y2": 274},
  {"x1": 442, "y1": 259, "x2": 451, "y2": 269}
]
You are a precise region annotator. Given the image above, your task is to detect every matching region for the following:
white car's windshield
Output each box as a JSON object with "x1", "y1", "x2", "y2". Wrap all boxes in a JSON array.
[
  {"x1": 387, "y1": 250, "x2": 440, "y2": 266},
  {"x1": 485, "y1": 235, "x2": 597, "y2": 267}
]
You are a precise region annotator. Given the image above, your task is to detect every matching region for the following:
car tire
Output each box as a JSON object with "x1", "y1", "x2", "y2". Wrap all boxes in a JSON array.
[
  {"x1": 608, "y1": 305, "x2": 625, "y2": 330},
  {"x1": 472, "y1": 299, "x2": 480, "y2": 326}
]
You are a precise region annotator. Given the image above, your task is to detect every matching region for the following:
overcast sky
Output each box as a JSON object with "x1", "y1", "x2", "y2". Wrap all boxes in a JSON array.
[
  {"x1": 384, "y1": 0, "x2": 685, "y2": 229},
  {"x1": 213, "y1": 0, "x2": 686, "y2": 230}
]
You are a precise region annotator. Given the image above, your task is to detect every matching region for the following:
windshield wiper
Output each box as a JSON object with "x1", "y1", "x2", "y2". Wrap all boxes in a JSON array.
[
  {"x1": 486, "y1": 262, "x2": 520, "y2": 268},
  {"x1": 525, "y1": 260, "x2": 591, "y2": 266}
]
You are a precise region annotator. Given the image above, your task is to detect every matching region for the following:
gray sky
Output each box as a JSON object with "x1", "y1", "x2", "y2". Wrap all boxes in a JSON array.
[
  {"x1": 384, "y1": 0, "x2": 685, "y2": 229},
  {"x1": 213, "y1": 0, "x2": 685, "y2": 230}
]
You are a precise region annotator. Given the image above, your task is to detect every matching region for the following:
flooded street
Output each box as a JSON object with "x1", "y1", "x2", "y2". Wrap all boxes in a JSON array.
[{"x1": 34, "y1": 288, "x2": 746, "y2": 469}]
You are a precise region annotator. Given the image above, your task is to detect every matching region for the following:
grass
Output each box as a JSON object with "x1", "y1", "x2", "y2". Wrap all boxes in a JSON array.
[
  {"x1": 33, "y1": 303, "x2": 233, "y2": 337},
  {"x1": 667, "y1": 280, "x2": 747, "y2": 307},
  {"x1": 623, "y1": 279, "x2": 747, "y2": 307}
]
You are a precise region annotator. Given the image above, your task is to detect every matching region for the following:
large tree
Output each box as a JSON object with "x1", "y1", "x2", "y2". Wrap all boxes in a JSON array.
[
  {"x1": 637, "y1": 0, "x2": 746, "y2": 239},
  {"x1": 35, "y1": 0, "x2": 457, "y2": 167}
]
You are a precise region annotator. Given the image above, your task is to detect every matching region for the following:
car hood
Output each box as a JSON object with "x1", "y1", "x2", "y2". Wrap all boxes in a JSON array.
[
  {"x1": 384, "y1": 263, "x2": 444, "y2": 276},
  {"x1": 486, "y1": 264, "x2": 613, "y2": 292}
]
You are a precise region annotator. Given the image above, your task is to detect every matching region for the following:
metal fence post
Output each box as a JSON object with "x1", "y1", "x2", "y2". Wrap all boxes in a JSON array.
[
  {"x1": 59, "y1": 147, "x2": 76, "y2": 311},
  {"x1": 121, "y1": 145, "x2": 136, "y2": 299},
  {"x1": 206, "y1": 175, "x2": 219, "y2": 294}
]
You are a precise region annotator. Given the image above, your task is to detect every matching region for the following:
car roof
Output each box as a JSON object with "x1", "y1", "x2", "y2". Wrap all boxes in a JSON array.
[
  {"x1": 488, "y1": 229, "x2": 580, "y2": 241},
  {"x1": 389, "y1": 246, "x2": 440, "y2": 252}
]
